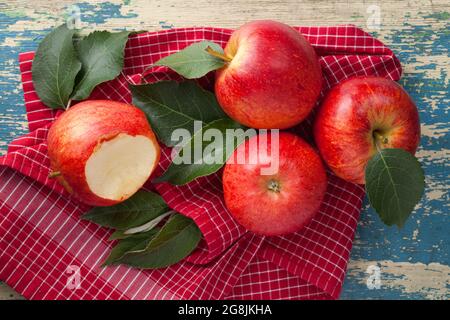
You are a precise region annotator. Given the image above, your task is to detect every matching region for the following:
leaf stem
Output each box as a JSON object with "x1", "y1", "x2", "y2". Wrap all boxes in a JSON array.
[
  {"x1": 66, "y1": 99, "x2": 72, "y2": 109},
  {"x1": 205, "y1": 46, "x2": 232, "y2": 63},
  {"x1": 123, "y1": 210, "x2": 175, "y2": 235},
  {"x1": 48, "y1": 171, "x2": 61, "y2": 178}
]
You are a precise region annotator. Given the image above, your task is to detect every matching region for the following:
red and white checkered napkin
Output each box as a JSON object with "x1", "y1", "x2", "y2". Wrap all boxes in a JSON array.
[{"x1": 0, "y1": 26, "x2": 401, "y2": 300}]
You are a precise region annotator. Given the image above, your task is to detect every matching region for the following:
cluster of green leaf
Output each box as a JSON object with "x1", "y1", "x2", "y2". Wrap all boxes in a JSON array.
[
  {"x1": 131, "y1": 81, "x2": 249, "y2": 185},
  {"x1": 86, "y1": 40, "x2": 247, "y2": 268},
  {"x1": 130, "y1": 39, "x2": 254, "y2": 185},
  {"x1": 82, "y1": 191, "x2": 201, "y2": 268},
  {"x1": 32, "y1": 25, "x2": 236, "y2": 270},
  {"x1": 32, "y1": 25, "x2": 130, "y2": 109}
]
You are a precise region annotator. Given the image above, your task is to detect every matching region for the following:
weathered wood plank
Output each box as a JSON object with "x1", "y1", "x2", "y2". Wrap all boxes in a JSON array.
[
  {"x1": 0, "y1": 0, "x2": 448, "y2": 300},
  {"x1": 0, "y1": 282, "x2": 24, "y2": 300}
]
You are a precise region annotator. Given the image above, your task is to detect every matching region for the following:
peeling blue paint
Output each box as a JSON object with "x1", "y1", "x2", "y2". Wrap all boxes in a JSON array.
[
  {"x1": 76, "y1": 2, "x2": 138, "y2": 25},
  {"x1": 159, "y1": 20, "x2": 175, "y2": 29},
  {"x1": 0, "y1": 12, "x2": 38, "y2": 144},
  {"x1": 424, "y1": 11, "x2": 450, "y2": 20},
  {"x1": 341, "y1": 14, "x2": 450, "y2": 299}
]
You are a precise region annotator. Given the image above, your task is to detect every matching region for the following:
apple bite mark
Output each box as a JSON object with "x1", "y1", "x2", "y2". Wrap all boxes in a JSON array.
[
  {"x1": 47, "y1": 100, "x2": 161, "y2": 206},
  {"x1": 85, "y1": 133, "x2": 159, "y2": 201}
]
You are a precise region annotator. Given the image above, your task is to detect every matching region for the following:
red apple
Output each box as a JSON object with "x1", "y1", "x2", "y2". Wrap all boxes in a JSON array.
[
  {"x1": 214, "y1": 20, "x2": 322, "y2": 129},
  {"x1": 222, "y1": 132, "x2": 327, "y2": 236},
  {"x1": 47, "y1": 100, "x2": 160, "y2": 206},
  {"x1": 314, "y1": 76, "x2": 420, "y2": 184}
]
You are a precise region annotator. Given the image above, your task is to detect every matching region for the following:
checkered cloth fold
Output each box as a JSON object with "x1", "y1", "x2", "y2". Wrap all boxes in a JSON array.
[{"x1": 0, "y1": 25, "x2": 401, "y2": 300}]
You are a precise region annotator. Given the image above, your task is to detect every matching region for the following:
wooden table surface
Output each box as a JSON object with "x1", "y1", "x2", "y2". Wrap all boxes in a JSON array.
[{"x1": 0, "y1": 0, "x2": 448, "y2": 300}]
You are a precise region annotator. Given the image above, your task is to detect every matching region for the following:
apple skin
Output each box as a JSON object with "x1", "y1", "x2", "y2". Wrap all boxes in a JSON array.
[
  {"x1": 314, "y1": 76, "x2": 420, "y2": 184},
  {"x1": 47, "y1": 100, "x2": 160, "y2": 206},
  {"x1": 215, "y1": 20, "x2": 322, "y2": 129},
  {"x1": 222, "y1": 132, "x2": 327, "y2": 236}
]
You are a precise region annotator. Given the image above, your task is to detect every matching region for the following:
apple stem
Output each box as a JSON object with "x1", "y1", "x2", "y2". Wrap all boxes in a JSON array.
[
  {"x1": 205, "y1": 46, "x2": 232, "y2": 63},
  {"x1": 48, "y1": 171, "x2": 61, "y2": 179},
  {"x1": 373, "y1": 131, "x2": 389, "y2": 151}
]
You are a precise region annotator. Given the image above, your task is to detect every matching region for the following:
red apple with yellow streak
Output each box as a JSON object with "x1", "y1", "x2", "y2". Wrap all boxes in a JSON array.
[
  {"x1": 314, "y1": 76, "x2": 420, "y2": 184},
  {"x1": 47, "y1": 100, "x2": 160, "y2": 206},
  {"x1": 222, "y1": 132, "x2": 327, "y2": 236},
  {"x1": 213, "y1": 20, "x2": 322, "y2": 129}
]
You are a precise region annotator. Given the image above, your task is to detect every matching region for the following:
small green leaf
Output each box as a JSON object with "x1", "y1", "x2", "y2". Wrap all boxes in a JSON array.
[
  {"x1": 131, "y1": 81, "x2": 227, "y2": 146},
  {"x1": 32, "y1": 24, "x2": 82, "y2": 109},
  {"x1": 71, "y1": 30, "x2": 130, "y2": 100},
  {"x1": 82, "y1": 190, "x2": 168, "y2": 230},
  {"x1": 153, "y1": 41, "x2": 226, "y2": 79},
  {"x1": 155, "y1": 118, "x2": 250, "y2": 185},
  {"x1": 365, "y1": 148, "x2": 425, "y2": 227},
  {"x1": 117, "y1": 214, "x2": 201, "y2": 269},
  {"x1": 103, "y1": 228, "x2": 159, "y2": 266}
]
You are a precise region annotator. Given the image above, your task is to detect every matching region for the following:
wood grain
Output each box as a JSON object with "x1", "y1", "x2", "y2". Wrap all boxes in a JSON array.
[{"x1": 0, "y1": 0, "x2": 448, "y2": 300}]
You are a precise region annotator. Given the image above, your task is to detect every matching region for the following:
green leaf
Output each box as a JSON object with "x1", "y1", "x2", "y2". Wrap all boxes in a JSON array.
[
  {"x1": 103, "y1": 228, "x2": 160, "y2": 266},
  {"x1": 153, "y1": 41, "x2": 226, "y2": 79},
  {"x1": 365, "y1": 148, "x2": 425, "y2": 227},
  {"x1": 71, "y1": 30, "x2": 130, "y2": 100},
  {"x1": 82, "y1": 190, "x2": 168, "y2": 230},
  {"x1": 131, "y1": 81, "x2": 227, "y2": 146},
  {"x1": 117, "y1": 214, "x2": 201, "y2": 269},
  {"x1": 32, "y1": 24, "x2": 82, "y2": 109},
  {"x1": 155, "y1": 118, "x2": 250, "y2": 185}
]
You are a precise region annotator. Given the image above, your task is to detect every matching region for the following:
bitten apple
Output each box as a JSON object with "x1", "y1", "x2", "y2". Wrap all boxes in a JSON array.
[
  {"x1": 214, "y1": 20, "x2": 322, "y2": 129},
  {"x1": 314, "y1": 76, "x2": 420, "y2": 184},
  {"x1": 222, "y1": 132, "x2": 327, "y2": 236},
  {"x1": 47, "y1": 100, "x2": 160, "y2": 206}
]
